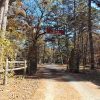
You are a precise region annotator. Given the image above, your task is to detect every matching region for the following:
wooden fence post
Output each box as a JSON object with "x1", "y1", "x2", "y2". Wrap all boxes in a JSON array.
[
  {"x1": 24, "y1": 60, "x2": 27, "y2": 76},
  {"x1": 4, "y1": 58, "x2": 8, "y2": 85}
]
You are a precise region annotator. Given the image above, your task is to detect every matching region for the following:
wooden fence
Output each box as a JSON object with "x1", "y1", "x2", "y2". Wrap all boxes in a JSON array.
[{"x1": 0, "y1": 59, "x2": 27, "y2": 85}]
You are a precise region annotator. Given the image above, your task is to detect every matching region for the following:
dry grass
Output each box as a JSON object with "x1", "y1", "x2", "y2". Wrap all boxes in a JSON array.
[{"x1": 0, "y1": 77, "x2": 40, "y2": 100}]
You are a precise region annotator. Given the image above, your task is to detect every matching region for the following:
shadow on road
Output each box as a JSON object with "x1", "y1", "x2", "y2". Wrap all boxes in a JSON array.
[{"x1": 25, "y1": 65, "x2": 100, "y2": 87}]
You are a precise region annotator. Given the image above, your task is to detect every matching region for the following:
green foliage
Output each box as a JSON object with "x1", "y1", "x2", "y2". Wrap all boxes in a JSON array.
[
  {"x1": 0, "y1": 29, "x2": 25, "y2": 66},
  {"x1": 0, "y1": 36, "x2": 16, "y2": 61}
]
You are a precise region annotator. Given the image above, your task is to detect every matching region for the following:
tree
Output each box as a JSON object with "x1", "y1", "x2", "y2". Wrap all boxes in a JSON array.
[
  {"x1": 88, "y1": 0, "x2": 95, "y2": 69},
  {"x1": 21, "y1": 0, "x2": 56, "y2": 75},
  {"x1": 0, "y1": 0, "x2": 9, "y2": 33},
  {"x1": 0, "y1": 0, "x2": 27, "y2": 68},
  {"x1": 60, "y1": 0, "x2": 99, "y2": 72},
  {"x1": 0, "y1": 0, "x2": 5, "y2": 30}
]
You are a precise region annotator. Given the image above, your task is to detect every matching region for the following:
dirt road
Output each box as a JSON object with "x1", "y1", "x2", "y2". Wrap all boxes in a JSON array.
[
  {"x1": 33, "y1": 64, "x2": 100, "y2": 100},
  {"x1": 33, "y1": 64, "x2": 81, "y2": 100},
  {"x1": 0, "y1": 64, "x2": 100, "y2": 100}
]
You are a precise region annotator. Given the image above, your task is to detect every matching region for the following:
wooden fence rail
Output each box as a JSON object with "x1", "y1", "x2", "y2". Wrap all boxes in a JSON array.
[{"x1": 0, "y1": 59, "x2": 27, "y2": 85}]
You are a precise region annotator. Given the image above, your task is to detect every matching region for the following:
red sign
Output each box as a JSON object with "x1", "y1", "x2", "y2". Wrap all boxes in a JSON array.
[
  {"x1": 32, "y1": 26, "x2": 65, "y2": 35},
  {"x1": 46, "y1": 27, "x2": 64, "y2": 35}
]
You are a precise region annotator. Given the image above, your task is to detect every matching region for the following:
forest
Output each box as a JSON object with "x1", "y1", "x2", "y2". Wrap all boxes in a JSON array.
[
  {"x1": 0, "y1": 0, "x2": 100, "y2": 100},
  {"x1": 0, "y1": 0, "x2": 100, "y2": 75}
]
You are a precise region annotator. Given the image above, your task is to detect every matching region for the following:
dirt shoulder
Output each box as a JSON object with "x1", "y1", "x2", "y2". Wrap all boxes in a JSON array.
[{"x1": 0, "y1": 76, "x2": 40, "y2": 100}]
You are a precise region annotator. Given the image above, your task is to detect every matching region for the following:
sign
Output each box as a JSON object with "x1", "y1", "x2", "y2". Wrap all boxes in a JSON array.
[
  {"x1": 32, "y1": 26, "x2": 65, "y2": 35},
  {"x1": 46, "y1": 27, "x2": 65, "y2": 35}
]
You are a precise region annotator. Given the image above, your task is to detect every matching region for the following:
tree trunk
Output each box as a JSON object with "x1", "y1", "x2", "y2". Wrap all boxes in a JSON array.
[
  {"x1": 43, "y1": 43, "x2": 45, "y2": 64},
  {"x1": 0, "y1": 0, "x2": 4, "y2": 8},
  {"x1": 0, "y1": 0, "x2": 9, "y2": 67},
  {"x1": 2, "y1": 0, "x2": 9, "y2": 32},
  {"x1": 0, "y1": 1, "x2": 5, "y2": 30},
  {"x1": 88, "y1": 0, "x2": 95, "y2": 69},
  {"x1": 0, "y1": 0, "x2": 9, "y2": 36},
  {"x1": 68, "y1": 49, "x2": 76, "y2": 72},
  {"x1": 73, "y1": 0, "x2": 76, "y2": 48},
  {"x1": 74, "y1": 49, "x2": 80, "y2": 73},
  {"x1": 27, "y1": 41, "x2": 37, "y2": 75}
]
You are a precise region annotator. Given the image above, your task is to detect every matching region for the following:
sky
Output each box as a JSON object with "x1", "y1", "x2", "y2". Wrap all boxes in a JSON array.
[{"x1": 92, "y1": 3, "x2": 100, "y2": 10}]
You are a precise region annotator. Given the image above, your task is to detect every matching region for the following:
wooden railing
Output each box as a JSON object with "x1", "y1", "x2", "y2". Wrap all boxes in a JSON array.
[{"x1": 0, "y1": 59, "x2": 27, "y2": 85}]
